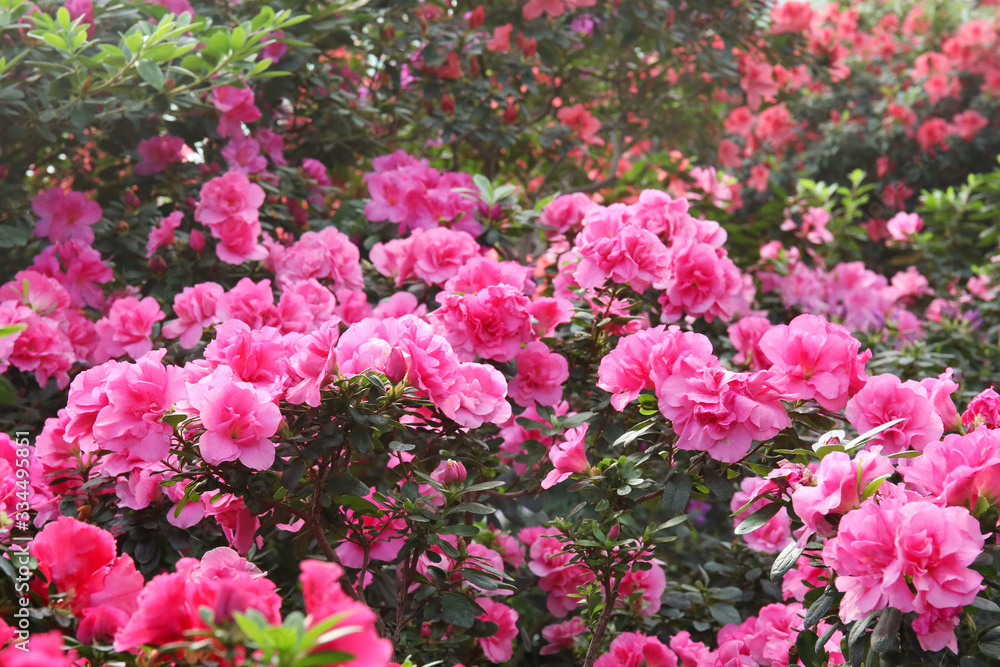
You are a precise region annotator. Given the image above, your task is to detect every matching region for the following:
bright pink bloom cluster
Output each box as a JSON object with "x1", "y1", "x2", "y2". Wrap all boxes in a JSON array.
[
  {"x1": 822, "y1": 490, "x2": 984, "y2": 651},
  {"x1": 371, "y1": 226, "x2": 480, "y2": 286},
  {"x1": 363, "y1": 150, "x2": 481, "y2": 235},
  {"x1": 194, "y1": 171, "x2": 267, "y2": 264}
]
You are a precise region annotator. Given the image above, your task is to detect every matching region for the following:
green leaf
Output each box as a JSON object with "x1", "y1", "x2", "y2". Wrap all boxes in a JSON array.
[
  {"x1": 439, "y1": 525, "x2": 480, "y2": 537},
  {"x1": 136, "y1": 60, "x2": 165, "y2": 89},
  {"x1": 441, "y1": 593, "x2": 482, "y2": 628},
  {"x1": 702, "y1": 467, "x2": 733, "y2": 501},
  {"x1": 862, "y1": 474, "x2": 892, "y2": 499},
  {"x1": 452, "y1": 503, "x2": 495, "y2": 515},
  {"x1": 42, "y1": 32, "x2": 68, "y2": 50},
  {"x1": 802, "y1": 588, "x2": 837, "y2": 629},
  {"x1": 654, "y1": 515, "x2": 687, "y2": 532},
  {"x1": 295, "y1": 650, "x2": 357, "y2": 667},
  {"x1": 660, "y1": 472, "x2": 692, "y2": 514},
  {"x1": 0, "y1": 323, "x2": 26, "y2": 338},
  {"x1": 708, "y1": 603, "x2": 742, "y2": 626},
  {"x1": 770, "y1": 542, "x2": 804, "y2": 580},
  {"x1": 472, "y1": 174, "x2": 491, "y2": 196},
  {"x1": 870, "y1": 607, "x2": 901, "y2": 653},
  {"x1": 230, "y1": 26, "x2": 246, "y2": 49},
  {"x1": 734, "y1": 502, "x2": 781, "y2": 535},
  {"x1": 845, "y1": 418, "x2": 905, "y2": 452},
  {"x1": 611, "y1": 419, "x2": 656, "y2": 448},
  {"x1": 0, "y1": 376, "x2": 17, "y2": 405},
  {"x1": 460, "y1": 569, "x2": 500, "y2": 591}
]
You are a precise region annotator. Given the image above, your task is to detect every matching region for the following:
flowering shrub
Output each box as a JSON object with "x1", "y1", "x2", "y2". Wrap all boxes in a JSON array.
[{"x1": 3, "y1": 1, "x2": 1000, "y2": 667}]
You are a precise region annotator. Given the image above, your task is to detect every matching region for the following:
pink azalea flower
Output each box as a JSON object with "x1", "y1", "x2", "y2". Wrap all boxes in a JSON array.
[
  {"x1": 31, "y1": 239, "x2": 112, "y2": 309},
  {"x1": 771, "y1": 2, "x2": 813, "y2": 34},
  {"x1": 135, "y1": 135, "x2": 186, "y2": 175},
  {"x1": 194, "y1": 171, "x2": 267, "y2": 265},
  {"x1": 541, "y1": 617, "x2": 587, "y2": 655},
  {"x1": 885, "y1": 211, "x2": 924, "y2": 243},
  {"x1": 222, "y1": 136, "x2": 268, "y2": 174},
  {"x1": 659, "y1": 241, "x2": 743, "y2": 323},
  {"x1": 727, "y1": 315, "x2": 772, "y2": 370},
  {"x1": 541, "y1": 425, "x2": 589, "y2": 489},
  {"x1": 299, "y1": 560, "x2": 394, "y2": 667},
  {"x1": 434, "y1": 284, "x2": 535, "y2": 362},
  {"x1": 475, "y1": 598, "x2": 520, "y2": 663},
  {"x1": 791, "y1": 450, "x2": 894, "y2": 537},
  {"x1": 186, "y1": 365, "x2": 282, "y2": 470},
  {"x1": 32, "y1": 186, "x2": 102, "y2": 244},
  {"x1": 963, "y1": 388, "x2": 1000, "y2": 431},
  {"x1": 89, "y1": 350, "x2": 185, "y2": 462},
  {"x1": 272, "y1": 226, "x2": 363, "y2": 291},
  {"x1": 658, "y1": 358, "x2": 789, "y2": 463},
  {"x1": 540, "y1": 193, "x2": 598, "y2": 235},
  {"x1": 286, "y1": 319, "x2": 342, "y2": 407},
  {"x1": 146, "y1": 211, "x2": 184, "y2": 258},
  {"x1": 509, "y1": 341, "x2": 570, "y2": 407},
  {"x1": 758, "y1": 314, "x2": 870, "y2": 412},
  {"x1": 595, "y1": 631, "x2": 678, "y2": 667},
  {"x1": 845, "y1": 373, "x2": 944, "y2": 454},
  {"x1": 902, "y1": 429, "x2": 1000, "y2": 509},
  {"x1": 93, "y1": 296, "x2": 165, "y2": 362},
  {"x1": 437, "y1": 362, "x2": 512, "y2": 428},
  {"x1": 210, "y1": 86, "x2": 262, "y2": 138},
  {"x1": 599, "y1": 325, "x2": 716, "y2": 411},
  {"x1": 574, "y1": 204, "x2": 671, "y2": 292},
  {"x1": 162, "y1": 282, "x2": 225, "y2": 349},
  {"x1": 740, "y1": 54, "x2": 780, "y2": 110}
]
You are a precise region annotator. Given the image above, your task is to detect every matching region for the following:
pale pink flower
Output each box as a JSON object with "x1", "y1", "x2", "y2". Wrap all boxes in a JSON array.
[
  {"x1": 186, "y1": 365, "x2": 282, "y2": 470},
  {"x1": 509, "y1": 341, "x2": 570, "y2": 407},
  {"x1": 791, "y1": 450, "x2": 894, "y2": 537},
  {"x1": 211, "y1": 86, "x2": 261, "y2": 138},
  {"x1": 758, "y1": 314, "x2": 871, "y2": 412},
  {"x1": 658, "y1": 359, "x2": 789, "y2": 463},
  {"x1": 845, "y1": 374, "x2": 944, "y2": 454},
  {"x1": 541, "y1": 425, "x2": 589, "y2": 489},
  {"x1": 32, "y1": 186, "x2": 102, "y2": 244},
  {"x1": 162, "y1": 282, "x2": 225, "y2": 348},
  {"x1": 433, "y1": 284, "x2": 535, "y2": 362},
  {"x1": 541, "y1": 617, "x2": 587, "y2": 655},
  {"x1": 437, "y1": 362, "x2": 511, "y2": 428},
  {"x1": 93, "y1": 296, "x2": 165, "y2": 362},
  {"x1": 476, "y1": 598, "x2": 519, "y2": 662}
]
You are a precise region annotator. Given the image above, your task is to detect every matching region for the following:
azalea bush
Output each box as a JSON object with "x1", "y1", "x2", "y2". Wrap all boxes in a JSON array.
[{"x1": 4, "y1": 1, "x2": 1000, "y2": 667}]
